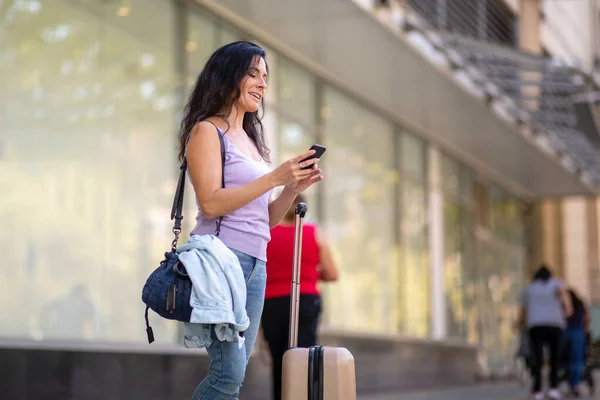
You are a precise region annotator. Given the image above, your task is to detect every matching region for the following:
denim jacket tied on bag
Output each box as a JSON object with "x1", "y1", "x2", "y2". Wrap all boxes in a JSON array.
[{"x1": 177, "y1": 234, "x2": 249, "y2": 349}]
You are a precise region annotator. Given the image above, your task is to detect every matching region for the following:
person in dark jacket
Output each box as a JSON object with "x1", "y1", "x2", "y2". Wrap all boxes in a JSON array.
[{"x1": 563, "y1": 288, "x2": 590, "y2": 397}]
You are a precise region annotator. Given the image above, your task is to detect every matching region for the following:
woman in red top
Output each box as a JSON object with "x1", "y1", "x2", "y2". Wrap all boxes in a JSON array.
[{"x1": 260, "y1": 194, "x2": 338, "y2": 400}]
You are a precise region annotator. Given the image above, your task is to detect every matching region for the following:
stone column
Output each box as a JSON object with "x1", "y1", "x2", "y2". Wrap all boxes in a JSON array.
[
  {"x1": 524, "y1": 199, "x2": 564, "y2": 280},
  {"x1": 540, "y1": 200, "x2": 564, "y2": 277},
  {"x1": 522, "y1": 201, "x2": 542, "y2": 278},
  {"x1": 428, "y1": 146, "x2": 446, "y2": 340},
  {"x1": 587, "y1": 198, "x2": 600, "y2": 304},
  {"x1": 518, "y1": 0, "x2": 542, "y2": 110},
  {"x1": 519, "y1": 0, "x2": 542, "y2": 54},
  {"x1": 562, "y1": 197, "x2": 592, "y2": 303}
]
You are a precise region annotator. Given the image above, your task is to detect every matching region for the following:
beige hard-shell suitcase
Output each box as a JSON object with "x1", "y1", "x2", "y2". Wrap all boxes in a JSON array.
[{"x1": 281, "y1": 202, "x2": 356, "y2": 400}]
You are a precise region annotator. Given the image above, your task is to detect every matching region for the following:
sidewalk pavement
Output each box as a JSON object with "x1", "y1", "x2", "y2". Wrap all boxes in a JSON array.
[{"x1": 358, "y1": 381, "x2": 598, "y2": 400}]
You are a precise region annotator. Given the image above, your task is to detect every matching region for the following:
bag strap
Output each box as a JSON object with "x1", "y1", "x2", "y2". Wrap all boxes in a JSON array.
[{"x1": 170, "y1": 123, "x2": 226, "y2": 251}]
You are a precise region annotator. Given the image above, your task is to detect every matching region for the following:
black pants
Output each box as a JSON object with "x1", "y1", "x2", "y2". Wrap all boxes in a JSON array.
[
  {"x1": 260, "y1": 294, "x2": 321, "y2": 400},
  {"x1": 529, "y1": 326, "x2": 563, "y2": 393}
]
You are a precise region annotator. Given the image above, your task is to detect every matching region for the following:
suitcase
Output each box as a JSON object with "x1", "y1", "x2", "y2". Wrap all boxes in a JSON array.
[{"x1": 281, "y1": 202, "x2": 357, "y2": 400}]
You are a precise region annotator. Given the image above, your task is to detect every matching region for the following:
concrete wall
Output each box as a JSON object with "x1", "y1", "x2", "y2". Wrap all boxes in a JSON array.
[
  {"x1": 502, "y1": 0, "x2": 597, "y2": 67},
  {"x1": 562, "y1": 197, "x2": 592, "y2": 303},
  {"x1": 0, "y1": 332, "x2": 479, "y2": 400},
  {"x1": 528, "y1": 196, "x2": 600, "y2": 307},
  {"x1": 541, "y1": 0, "x2": 595, "y2": 66},
  {"x1": 319, "y1": 331, "x2": 480, "y2": 392},
  {"x1": 592, "y1": 199, "x2": 600, "y2": 305}
]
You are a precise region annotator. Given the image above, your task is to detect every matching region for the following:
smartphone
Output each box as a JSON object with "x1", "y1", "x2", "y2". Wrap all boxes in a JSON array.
[{"x1": 299, "y1": 144, "x2": 326, "y2": 170}]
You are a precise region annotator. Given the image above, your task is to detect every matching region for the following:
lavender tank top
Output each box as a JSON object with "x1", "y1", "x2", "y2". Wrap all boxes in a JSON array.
[{"x1": 190, "y1": 128, "x2": 273, "y2": 261}]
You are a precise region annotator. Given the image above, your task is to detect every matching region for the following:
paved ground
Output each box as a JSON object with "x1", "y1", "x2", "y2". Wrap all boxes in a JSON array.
[
  {"x1": 358, "y1": 382, "x2": 522, "y2": 400},
  {"x1": 358, "y1": 381, "x2": 598, "y2": 400}
]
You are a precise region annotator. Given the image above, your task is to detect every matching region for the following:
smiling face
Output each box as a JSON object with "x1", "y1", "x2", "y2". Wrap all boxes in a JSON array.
[
  {"x1": 179, "y1": 41, "x2": 272, "y2": 163},
  {"x1": 235, "y1": 56, "x2": 268, "y2": 113}
]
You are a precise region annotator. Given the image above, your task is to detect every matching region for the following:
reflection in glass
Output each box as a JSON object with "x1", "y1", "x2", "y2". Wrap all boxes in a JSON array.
[
  {"x1": 0, "y1": 0, "x2": 181, "y2": 343},
  {"x1": 321, "y1": 87, "x2": 397, "y2": 333},
  {"x1": 398, "y1": 133, "x2": 430, "y2": 337},
  {"x1": 219, "y1": 25, "x2": 242, "y2": 47},
  {"x1": 476, "y1": 185, "x2": 525, "y2": 372},
  {"x1": 277, "y1": 119, "x2": 318, "y2": 213},
  {"x1": 277, "y1": 57, "x2": 315, "y2": 125},
  {"x1": 439, "y1": 153, "x2": 525, "y2": 364},
  {"x1": 441, "y1": 156, "x2": 468, "y2": 339},
  {"x1": 187, "y1": 11, "x2": 218, "y2": 88}
]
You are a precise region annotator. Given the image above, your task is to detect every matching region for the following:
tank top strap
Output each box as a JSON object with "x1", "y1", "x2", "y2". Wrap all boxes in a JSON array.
[
  {"x1": 203, "y1": 119, "x2": 221, "y2": 133},
  {"x1": 184, "y1": 120, "x2": 224, "y2": 158}
]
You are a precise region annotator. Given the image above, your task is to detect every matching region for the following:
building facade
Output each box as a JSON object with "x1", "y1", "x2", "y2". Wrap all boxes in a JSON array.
[
  {"x1": 506, "y1": 0, "x2": 600, "y2": 336},
  {"x1": 1, "y1": 0, "x2": 599, "y2": 396}
]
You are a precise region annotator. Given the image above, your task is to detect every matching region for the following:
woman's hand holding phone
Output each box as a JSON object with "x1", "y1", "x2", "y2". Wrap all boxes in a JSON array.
[
  {"x1": 269, "y1": 149, "x2": 320, "y2": 187},
  {"x1": 299, "y1": 144, "x2": 326, "y2": 170},
  {"x1": 268, "y1": 145, "x2": 325, "y2": 194}
]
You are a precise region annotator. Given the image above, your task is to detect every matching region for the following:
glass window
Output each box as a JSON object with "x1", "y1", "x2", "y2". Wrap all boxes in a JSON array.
[
  {"x1": 458, "y1": 167, "x2": 477, "y2": 343},
  {"x1": 444, "y1": 195, "x2": 465, "y2": 338},
  {"x1": 277, "y1": 57, "x2": 315, "y2": 125},
  {"x1": 278, "y1": 119, "x2": 315, "y2": 160},
  {"x1": 187, "y1": 11, "x2": 218, "y2": 87},
  {"x1": 320, "y1": 87, "x2": 397, "y2": 332},
  {"x1": 441, "y1": 155, "x2": 477, "y2": 340},
  {"x1": 398, "y1": 132, "x2": 429, "y2": 337},
  {"x1": 442, "y1": 155, "x2": 460, "y2": 196},
  {"x1": 496, "y1": 187, "x2": 524, "y2": 247},
  {"x1": 277, "y1": 118, "x2": 318, "y2": 215},
  {"x1": 477, "y1": 235, "x2": 524, "y2": 372},
  {"x1": 185, "y1": 16, "x2": 243, "y2": 90},
  {"x1": 401, "y1": 133, "x2": 427, "y2": 183},
  {"x1": 441, "y1": 156, "x2": 462, "y2": 338},
  {"x1": 0, "y1": 0, "x2": 181, "y2": 343},
  {"x1": 271, "y1": 58, "x2": 317, "y2": 207},
  {"x1": 459, "y1": 165, "x2": 474, "y2": 204},
  {"x1": 219, "y1": 24, "x2": 243, "y2": 47},
  {"x1": 475, "y1": 180, "x2": 525, "y2": 372}
]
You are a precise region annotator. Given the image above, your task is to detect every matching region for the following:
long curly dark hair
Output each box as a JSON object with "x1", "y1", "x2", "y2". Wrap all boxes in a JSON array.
[{"x1": 177, "y1": 41, "x2": 270, "y2": 163}]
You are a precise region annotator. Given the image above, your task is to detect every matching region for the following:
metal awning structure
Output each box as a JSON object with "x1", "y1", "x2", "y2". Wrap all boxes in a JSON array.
[
  {"x1": 572, "y1": 92, "x2": 600, "y2": 149},
  {"x1": 438, "y1": 34, "x2": 600, "y2": 187},
  {"x1": 395, "y1": 0, "x2": 600, "y2": 189},
  {"x1": 196, "y1": 0, "x2": 599, "y2": 197}
]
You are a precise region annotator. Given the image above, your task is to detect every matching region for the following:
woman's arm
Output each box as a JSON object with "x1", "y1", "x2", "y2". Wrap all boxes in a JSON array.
[
  {"x1": 267, "y1": 186, "x2": 296, "y2": 229},
  {"x1": 186, "y1": 122, "x2": 317, "y2": 219},
  {"x1": 315, "y1": 227, "x2": 338, "y2": 282},
  {"x1": 268, "y1": 165, "x2": 322, "y2": 228}
]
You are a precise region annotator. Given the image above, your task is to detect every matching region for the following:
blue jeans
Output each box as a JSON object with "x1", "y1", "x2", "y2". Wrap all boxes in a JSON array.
[
  {"x1": 565, "y1": 327, "x2": 586, "y2": 389},
  {"x1": 192, "y1": 249, "x2": 266, "y2": 400}
]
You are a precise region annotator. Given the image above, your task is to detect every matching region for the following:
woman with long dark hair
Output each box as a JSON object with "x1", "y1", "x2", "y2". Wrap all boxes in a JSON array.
[
  {"x1": 564, "y1": 288, "x2": 589, "y2": 397},
  {"x1": 518, "y1": 264, "x2": 572, "y2": 400},
  {"x1": 180, "y1": 41, "x2": 323, "y2": 400}
]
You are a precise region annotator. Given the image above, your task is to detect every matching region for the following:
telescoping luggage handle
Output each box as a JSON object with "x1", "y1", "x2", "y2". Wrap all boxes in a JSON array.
[{"x1": 288, "y1": 202, "x2": 308, "y2": 349}]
